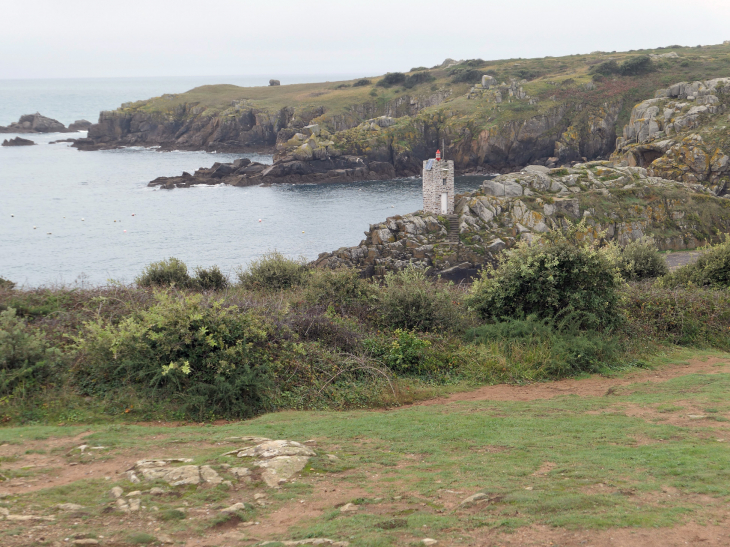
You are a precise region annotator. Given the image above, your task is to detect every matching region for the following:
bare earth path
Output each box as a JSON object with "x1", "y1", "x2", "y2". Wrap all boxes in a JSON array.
[
  {"x1": 419, "y1": 355, "x2": 730, "y2": 404},
  {"x1": 2, "y1": 352, "x2": 730, "y2": 547}
]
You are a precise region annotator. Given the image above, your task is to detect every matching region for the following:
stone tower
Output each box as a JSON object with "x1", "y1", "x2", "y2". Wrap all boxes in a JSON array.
[{"x1": 422, "y1": 155, "x2": 455, "y2": 215}]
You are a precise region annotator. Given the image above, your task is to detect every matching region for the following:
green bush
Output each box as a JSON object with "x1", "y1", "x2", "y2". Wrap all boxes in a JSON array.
[
  {"x1": 0, "y1": 277, "x2": 15, "y2": 290},
  {"x1": 0, "y1": 308, "x2": 61, "y2": 397},
  {"x1": 304, "y1": 268, "x2": 373, "y2": 311},
  {"x1": 193, "y1": 265, "x2": 228, "y2": 291},
  {"x1": 618, "y1": 55, "x2": 654, "y2": 76},
  {"x1": 592, "y1": 60, "x2": 619, "y2": 76},
  {"x1": 137, "y1": 257, "x2": 192, "y2": 288},
  {"x1": 607, "y1": 237, "x2": 668, "y2": 280},
  {"x1": 620, "y1": 282, "x2": 730, "y2": 350},
  {"x1": 450, "y1": 69, "x2": 483, "y2": 84},
  {"x1": 404, "y1": 72, "x2": 435, "y2": 89},
  {"x1": 376, "y1": 73, "x2": 406, "y2": 87},
  {"x1": 660, "y1": 236, "x2": 730, "y2": 288},
  {"x1": 353, "y1": 79, "x2": 372, "y2": 87},
  {"x1": 364, "y1": 329, "x2": 435, "y2": 375},
  {"x1": 466, "y1": 222, "x2": 622, "y2": 329},
  {"x1": 591, "y1": 56, "x2": 654, "y2": 77},
  {"x1": 237, "y1": 252, "x2": 308, "y2": 291},
  {"x1": 74, "y1": 291, "x2": 273, "y2": 419},
  {"x1": 410, "y1": 66, "x2": 428, "y2": 72},
  {"x1": 465, "y1": 316, "x2": 624, "y2": 378},
  {"x1": 375, "y1": 268, "x2": 469, "y2": 332}
]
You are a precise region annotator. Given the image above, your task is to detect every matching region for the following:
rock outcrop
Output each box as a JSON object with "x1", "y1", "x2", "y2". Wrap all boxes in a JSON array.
[
  {"x1": 223, "y1": 438, "x2": 317, "y2": 487},
  {"x1": 0, "y1": 113, "x2": 71, "y2": 133},
  {"x1": 315, "y1": 162, "x2": 730, "y2": 279},
  {"x1": 147, "y1": 155, "x2": 396, "y2": 189},
  {"x1": 2, "y1": 137, "x2": 35, "y2": 146},
  {"x1": 68, "y1": 119, "x2": 92, "y2": 131},
  {"x1": 613, "y1": 78, "x2": 730, "y2": 195},
  {"x1": 73, "y1": 89, "x2": 453, "y2": 154}
]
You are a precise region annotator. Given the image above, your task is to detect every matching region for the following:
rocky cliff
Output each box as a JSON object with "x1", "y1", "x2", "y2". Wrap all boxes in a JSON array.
[
  {"x1": 73, "y1": 44, "x2": 730, "y2": 179},
  {"x1": 73, "y1": 88, "x2": 455, "y2": 154},
  {"x1": 315, "y1": 163, "x2": 730, "y2": 279},
  {"x1": 612, "y1": 78, "x2": 730, "y2": 196}
]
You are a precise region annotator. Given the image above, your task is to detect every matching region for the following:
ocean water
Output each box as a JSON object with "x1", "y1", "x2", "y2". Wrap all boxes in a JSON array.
[
  {"x1": 0, "y1": 77, "x2": 484, "y2": 287},
  {"x1": 0, "y1": 75, "x2": 363, "y2": 127}
]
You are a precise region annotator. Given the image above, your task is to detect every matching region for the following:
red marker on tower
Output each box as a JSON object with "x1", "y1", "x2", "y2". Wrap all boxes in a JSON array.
[{"x1": 436, "y1": 149, "x2": 441, "y2": 161}]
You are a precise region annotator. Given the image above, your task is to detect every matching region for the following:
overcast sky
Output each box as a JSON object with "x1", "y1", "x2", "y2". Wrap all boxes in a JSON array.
[{"x1": 3, "y1": 0, "x2": 730, "y2": 80}]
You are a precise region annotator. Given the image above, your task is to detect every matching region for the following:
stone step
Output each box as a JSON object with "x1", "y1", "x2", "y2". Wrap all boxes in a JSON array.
[{"x1": 446, "y1": 214, "x2": 460, "y2": 244}]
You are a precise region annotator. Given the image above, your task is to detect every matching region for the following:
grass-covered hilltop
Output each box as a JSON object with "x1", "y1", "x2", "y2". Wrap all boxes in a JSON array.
[{"x1": 77, "y1": 43, "x2": 730, "y2": 187}]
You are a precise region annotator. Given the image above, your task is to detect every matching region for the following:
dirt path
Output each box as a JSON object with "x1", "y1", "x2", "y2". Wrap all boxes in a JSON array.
[
  {"x1": 417, "y1": 355, "x2": 730, "y2": 405},
  {"x1": 3, "y1": 354, "x2": 730, "y2": 547},
  {"x1": 664, "y1": 250, "x2": 704, "y2": 270}
]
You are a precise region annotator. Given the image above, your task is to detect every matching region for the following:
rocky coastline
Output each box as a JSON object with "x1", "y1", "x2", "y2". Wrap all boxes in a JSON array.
[
  {"x1": 2, "y1": 137, "x2": 36, "y2": 147},
  {"x1": 314, "y1": 163, "x2": 730, "y2": 280},
  {"x1": 0, "y1": 113, "x2": 91, "y2": 134}
]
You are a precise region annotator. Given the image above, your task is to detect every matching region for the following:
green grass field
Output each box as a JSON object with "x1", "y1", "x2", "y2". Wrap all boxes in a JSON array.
[{"x1": 3, "y1": 349, "x2": 730, "y2": 546}]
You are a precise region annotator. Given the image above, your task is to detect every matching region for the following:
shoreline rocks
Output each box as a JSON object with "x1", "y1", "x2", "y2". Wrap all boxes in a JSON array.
[
  {"x1": 0, "y1": 113, "x2": 73, "y2": 133},
  {"x1": 147, "y1": 155, "x2": 398, "y2": 189},
  {"x1": 2, "y1": 137, "x2": 35, "y2": 146},
  {"x1": 314, "y1": 162, "x2": 730, "y2": 280}
]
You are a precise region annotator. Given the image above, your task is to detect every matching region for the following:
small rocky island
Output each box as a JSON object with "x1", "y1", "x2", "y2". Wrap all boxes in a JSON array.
[
  {"x1": 0, "y1": 113, "x2": 91, "y2": 134},
  {"x1": 148, "y1": 124, "x2": 399, "y2": 188},
  {"x1": 2, "y1": 137, "x2": 36, "y2": 146}
]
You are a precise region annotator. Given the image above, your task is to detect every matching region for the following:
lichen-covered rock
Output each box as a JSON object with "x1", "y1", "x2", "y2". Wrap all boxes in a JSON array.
[
  {"x1": 223, "y1": 439, "x2": 317, "y2": 487},
  {"x1": 314, "y1": 162, "x2": 730, "y2": 280}
]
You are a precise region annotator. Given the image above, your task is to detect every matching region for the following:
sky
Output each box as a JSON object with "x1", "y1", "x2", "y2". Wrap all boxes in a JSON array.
[{"x1": 3, "y1": 0, "x2": 730, "y2": 80}]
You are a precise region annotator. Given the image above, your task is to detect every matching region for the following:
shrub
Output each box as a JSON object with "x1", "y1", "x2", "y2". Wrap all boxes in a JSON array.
[
  {"x1": 660, "y1": 236, "x2": 730, "y2": 288},
  {"x1": 0, "y1": 277, "x2": 15, "y2": 290},
  {"x1": 287, "y1": 310, "x2": 362, "y2": 353},
  {"x1": 74, "y1": 291, "x2": 273, "y2": 419},
  {"x1": 353, "y1": 79, "x2": 372, "y2": 87},
  {"x1": 466, "y1": 222, "x2": 622, "y2": 329},
  {"x1": 404, "y1": 72, "x2": 436, "y2": 89},
  {"x1": 450, "y1": 69, "x2": 483, "y2": 84},
  {"x1": 410, "y1": 66, "x2": 428, "y2": 72},
  {"x1": 137, "y1": 257, "x2": 192, "y2": 288},
  {"x1": 607, "y1": 237, "x2": 668, "y2": 280},
  {"x1": 619, "y1": 55, "x2": 654, "y2": 76},
  {"x1": 237, "y1": 252, "x2": 308, "y2": 291},
  {"x1": 364, "y1": 329, "x2": 434, "y2": 375},
  {"x1": 464, "y1": 316, "x2": 624, "y2": 378},
  {"x1": 193, "y1": 265, "x2": 229, "y2": 291},
  {"x1": 375, "y1": 268, "x2": 469, "y2": 332},
  {"x1": 592, "y1": 60, "x2": 619, "y2": 75},
  {"x1": 591, "y1": 56, "x2": 654, "y2": 77},
  {"x1": 376, "y1": 73, "x2": 406, "y2": 87},
  {"x1": 304, "y1": 268, "x2": 373, "y2": 311},
  {"x1": 621, "y1": 282, "x2": 730, "y2": 350},
  {"x1": 0, "y1": 308, "x2": 61, "y2": 397}
]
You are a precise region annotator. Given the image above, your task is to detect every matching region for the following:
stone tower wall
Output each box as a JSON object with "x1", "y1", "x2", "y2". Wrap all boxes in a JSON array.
[{"x1": 422, "y1": 159, "x2": 455, "y2": 214}]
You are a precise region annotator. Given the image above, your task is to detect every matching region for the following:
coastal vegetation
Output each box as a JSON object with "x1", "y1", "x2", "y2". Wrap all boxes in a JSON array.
[
  {"x1": 81, "y1": 42, "x2": 730, "y2": 177},
  {"x1": 1, "y1": 233, "x2": 728, "y2": 425}
]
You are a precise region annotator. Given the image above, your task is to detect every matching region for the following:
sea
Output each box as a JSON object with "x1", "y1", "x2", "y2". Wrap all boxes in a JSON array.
[{"x1": 0, "y1": 76, "x2": 484, "y2": 287}]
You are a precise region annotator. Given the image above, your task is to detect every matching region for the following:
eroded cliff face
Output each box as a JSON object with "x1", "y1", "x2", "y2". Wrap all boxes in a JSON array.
[
  {"x1": 76, "y1": 91, "x2": 454, "y2": 153},
  {"x1": 330, "y1": 99, "x2": 622, "y2": 176},
  {"x1": 79, "y1": 104, "x2": 289, "y2": 151},
  {"x1": 612, "y1": 78, "x2": 730, "y2": 195},
  {"x1": 315, "y1": 162, "x2": 730, "y2": 279}
]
